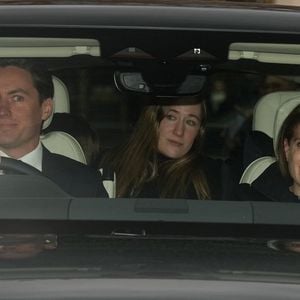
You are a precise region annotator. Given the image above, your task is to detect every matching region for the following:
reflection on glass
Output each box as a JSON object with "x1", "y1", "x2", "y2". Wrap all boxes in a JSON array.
[
  {"x1": 0, "y1": 234, "x2": 57, "y2": 260},
  {"x1": 268, "y1": 239, "x2": 300, "y2": 254}
]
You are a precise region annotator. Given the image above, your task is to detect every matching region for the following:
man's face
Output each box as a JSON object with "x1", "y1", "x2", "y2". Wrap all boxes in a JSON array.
[
  {"x1": 0, "y1": 66, "x2": 52, "y2": 158},
  {"x1": 284, "y1": 124, "x2": 300, "y2": 196}
]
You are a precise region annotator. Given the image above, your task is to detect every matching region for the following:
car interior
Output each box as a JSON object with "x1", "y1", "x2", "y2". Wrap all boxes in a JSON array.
[
  {"x1": 2, "y1": 4, "x2": 300, "y2": 298},
  {"x1": 0, "y1": 0, "x2": 299, "y2": 232},
  {"x1": 0, "y1": 35, "x2": 299, "y2": 199},
  {"x1": 240, "y1": 91, "x2": 300, "y2": 184},
  {"x1": 41, "y1": 75, "x2": 87, "y2": 165}
]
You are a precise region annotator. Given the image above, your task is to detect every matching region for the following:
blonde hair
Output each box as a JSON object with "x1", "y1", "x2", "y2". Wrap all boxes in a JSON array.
[{"x1": 105, "y1": 98, "x2": 211, "y2": 199}]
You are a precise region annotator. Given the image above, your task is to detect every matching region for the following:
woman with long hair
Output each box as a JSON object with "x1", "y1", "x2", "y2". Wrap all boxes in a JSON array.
[{"x1": 103, "y1": 96, "x2": 223, "y2": 200}]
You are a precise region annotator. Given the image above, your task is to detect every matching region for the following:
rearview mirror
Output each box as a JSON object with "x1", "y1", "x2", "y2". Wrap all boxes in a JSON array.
[{"x1": 114, "y1": 71, "x2": 206, "y2": 97}]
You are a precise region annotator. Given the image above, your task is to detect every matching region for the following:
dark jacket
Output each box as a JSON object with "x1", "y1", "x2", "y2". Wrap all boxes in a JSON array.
[
  {"x1": 133, "y1": 155, "x2": 223, "y2": 200},
  {"x1": 42, "y1": 147, "x2": 108, "y2": 198},
  {"x1": 234, "y1": 162, "x2": 298, "y2": 202}
]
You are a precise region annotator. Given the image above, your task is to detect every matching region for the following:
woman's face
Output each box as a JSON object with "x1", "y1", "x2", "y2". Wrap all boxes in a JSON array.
[
  {"x1": 158, "y1": 103, "x2": 202, "y2": 159},
  {"x1": 284, "y1": 124, "x2": 300, "y2": 195}
]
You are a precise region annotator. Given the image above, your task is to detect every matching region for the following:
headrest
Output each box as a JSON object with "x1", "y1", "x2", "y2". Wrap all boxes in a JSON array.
[
  {"x1": 42, "y1": 76, "x2": 70, "y2": 130},
  {"x1": 253, "y1": 91, "x2": 300, "y2": 138},
  {"x1": 41, "y1": 131, "x2": 87, "y2": 164},
  {"x1": 239, "y1": 156, "x2": 276, "y2": 184},
  {"x1": 273, "y1": 97, "x2": 300, "y2": 155}
]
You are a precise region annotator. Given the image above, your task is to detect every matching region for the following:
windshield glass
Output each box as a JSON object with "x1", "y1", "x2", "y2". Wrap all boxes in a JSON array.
[{"x1": 0, "y1": 3, "x2": 300, "y2": 283}]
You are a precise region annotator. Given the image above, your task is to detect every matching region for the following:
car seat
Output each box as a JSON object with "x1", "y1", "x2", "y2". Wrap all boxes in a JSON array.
[
  {"x1": 240, "y1": 95, "x2": 300, "y2": 184},
  {"x1": 243, "y1": 91, "x2": 300, "y2": 169},
  {"x1": 41, "y1": 76, "x2": 87, "y2": 164},
  {"x1": 41, "y1": 76, "x2": 116, "y2": 198}
]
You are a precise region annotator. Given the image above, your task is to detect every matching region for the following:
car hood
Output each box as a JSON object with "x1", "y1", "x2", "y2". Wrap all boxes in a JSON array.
[{"x1": 0, "y1": 236, "x2": 300, "y2": 283}]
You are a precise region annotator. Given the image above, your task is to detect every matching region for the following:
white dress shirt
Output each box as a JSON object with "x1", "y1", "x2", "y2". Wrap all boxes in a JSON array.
[{"x1": 0, "y1": 142, "x2": 43, "y2": 171}]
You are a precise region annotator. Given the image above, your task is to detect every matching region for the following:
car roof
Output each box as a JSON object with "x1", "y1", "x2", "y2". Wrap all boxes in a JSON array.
[
  {"x1": 0, "y1": 0, "x2": 299, "y2": 31},
  {"x1": 0, "y1": 3, "x2": 298, "y2": 51},
  {"x1": 0, "y1": 1, "x2": 298, "y2": 77},
  {"x1": 1, "y1": 0, "x2": 299, "y2": 8}
]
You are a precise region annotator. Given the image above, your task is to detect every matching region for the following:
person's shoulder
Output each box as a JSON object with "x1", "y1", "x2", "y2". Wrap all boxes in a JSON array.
[
  {"x1": 253, "y1": 161, "x2": 284, "y2": 185},
  {"x1": 251, "y1": 161, "x2": 296, "y2": 202},
  {"x1": 44, "y1": 149, "x2": 98, "y2": 175},
  {"x1": 42, "y1": 147, "x2": 108, "y2": 198},
  {"x1": 234, "y1": 183, "x2": 269, "y2": 201}
]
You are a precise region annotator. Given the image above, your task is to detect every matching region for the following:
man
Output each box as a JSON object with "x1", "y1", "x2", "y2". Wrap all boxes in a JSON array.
[{"x1": 0, "y1": 58, "x2": 107, "y2": 197}]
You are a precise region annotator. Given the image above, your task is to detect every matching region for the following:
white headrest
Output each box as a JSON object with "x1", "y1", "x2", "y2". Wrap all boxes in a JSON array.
[
  {"x1": 42, "y1": 76, "x2": 70, "y2": 130},
  {"x1": 273, "y1": 98, "x2": 300, "y2": 155},
  {"x1": 239, "y1": 156, "x2": 276, "y2": 184},
  {"x1": 253, "y1": 91, "x2": 300, "y2": 138},
  {"x1": 41, "y1": 131, "x2": 87, "y2": 164}
]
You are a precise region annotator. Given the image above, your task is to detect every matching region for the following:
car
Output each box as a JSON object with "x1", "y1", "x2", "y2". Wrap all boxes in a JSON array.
[{"x1": 1, "y1": 0, "x2": 300, "y2": 299}]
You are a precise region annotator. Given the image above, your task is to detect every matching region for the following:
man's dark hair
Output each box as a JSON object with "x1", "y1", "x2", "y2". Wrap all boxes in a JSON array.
[{"x1": 0, "y1": 58, "x2": 54, "y2": 102}]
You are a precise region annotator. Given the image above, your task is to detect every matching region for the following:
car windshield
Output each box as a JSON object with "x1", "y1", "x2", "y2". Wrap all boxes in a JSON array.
[{"x1": 1, "y1": 2, "x2": 300, "y2": 295}]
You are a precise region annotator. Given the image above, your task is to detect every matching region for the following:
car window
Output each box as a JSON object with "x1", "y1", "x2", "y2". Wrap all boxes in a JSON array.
[{"x1": 1, "y1": 4, "x2": 300, "y2": 296}]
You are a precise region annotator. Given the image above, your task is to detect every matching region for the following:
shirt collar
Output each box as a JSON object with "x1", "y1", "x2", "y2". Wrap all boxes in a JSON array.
[{"x1": 0, "y1": 142, "x2": 43, "y2": 172}]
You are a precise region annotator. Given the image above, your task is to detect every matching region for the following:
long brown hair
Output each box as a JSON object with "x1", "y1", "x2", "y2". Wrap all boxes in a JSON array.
[{"x1": 105, "y1": 97, "x2": 211, "y2": 199}]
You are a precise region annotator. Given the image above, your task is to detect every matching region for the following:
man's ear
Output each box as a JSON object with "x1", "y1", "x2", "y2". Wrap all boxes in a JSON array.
[{"x1": 41, "y1": 98, "x2": 53, "y2": 121}]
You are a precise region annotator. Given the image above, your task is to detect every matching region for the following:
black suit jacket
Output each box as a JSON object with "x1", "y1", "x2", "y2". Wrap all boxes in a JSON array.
[
  {"x1": 42, "y1": 147, "x2": 108, "y2": 198},
  {"x1": 234, "y1": 162, "x2": 297, "y2": 203}
]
